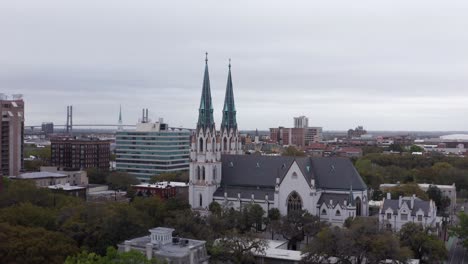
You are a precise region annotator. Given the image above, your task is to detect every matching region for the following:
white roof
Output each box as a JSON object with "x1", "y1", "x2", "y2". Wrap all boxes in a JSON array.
[
  {"x1": 48, "y1": 184, "x2": 86, "y2": 190},
  {"x1": 257, "y1": 240, "x2": 303, "y2": 261},
  {"x1": 19, "y1": 171, "x2": 67, "y2": 179},
  {"x1": 133, "y1": 181, "x2": 188, "y2": 189},
  {"x1": 440, "y1": 134, "x2": 468, "y2": 140}
]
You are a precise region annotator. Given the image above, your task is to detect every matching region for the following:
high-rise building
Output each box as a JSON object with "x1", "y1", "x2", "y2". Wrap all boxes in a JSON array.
[
  {"x1": 305, "y1": 127, "x2": 323, "y2": 145},
  {"x1": 115, "y1": 119, "x2": 190, "y2": 182},
  {"x1": 51, "y1": 137, "x2": 111, "y2": 170},
  {"x1": 294, "y1": 115, "x2": 309, "y2": 128},
  {"x1": 0, "y1": 95, "x2": 24, "y2": 176},
  {"x1": 41, "y1": 122, "x2": 54, "y2": 136}
]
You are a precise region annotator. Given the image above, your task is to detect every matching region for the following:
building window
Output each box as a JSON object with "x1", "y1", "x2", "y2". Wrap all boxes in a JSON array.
[
  {"x1": 401, "y1": 214, "x2": 408, "y2": 221},
  {"x1": 199, "y1": 138, "x2": 204, "y2": 152},
  {"x1": 355, "y1": 197, "x2": 362, "y2": 216},
  {"x1": 418, "y1": 215, "x2": 423, "y2": 221},
  {"x1": 335, "y1": 210, "x2": 341, "y2": 216},
  {"x1": 321, "y1": 209, "x2": 327, "y2": 215},
  {"x1": 386, "y1": 223, "x2": 392, "y2": 230},
  {"x1": 202, "y1": 166, "x2": 205, "y2": 181},
  {"x1": 199, "y1": 194, "x2": 203, "y2": 208},
  {"x1": 387, "y1": 213, "x2": 392, "y2": 220},
  {"x1": 287, "y1": 192, "x2": 302, "y2": 214}
]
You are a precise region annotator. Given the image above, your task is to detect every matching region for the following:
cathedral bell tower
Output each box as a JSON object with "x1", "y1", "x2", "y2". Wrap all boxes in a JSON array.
[
  {"x1": 189, "y1": 53, "x2": 222, "y2": 210},
  {"x1": 220, "y1": 59, "x2": 242, "y2": 155}
]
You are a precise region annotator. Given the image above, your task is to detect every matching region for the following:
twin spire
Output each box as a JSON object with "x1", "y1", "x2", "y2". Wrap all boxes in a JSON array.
[{"x1": 197, "y1": 53, "x2": 237, "y2": 133}]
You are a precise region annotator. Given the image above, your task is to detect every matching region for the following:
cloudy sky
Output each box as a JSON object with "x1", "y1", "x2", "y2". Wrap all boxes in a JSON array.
[{"x1": 1, "y1": 0, "x2": 468, "y2": 131}]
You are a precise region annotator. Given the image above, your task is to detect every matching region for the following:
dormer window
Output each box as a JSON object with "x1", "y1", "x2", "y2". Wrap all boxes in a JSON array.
[
  {"x1": 321, "y1": 209, "x2": 327, "y2": 215},
  {"x1": 336, "y1": 210, "x2": 341, "y2": 216},
  {"x1": 387, "y1": 213, "x2": 392, "y2": 220},
  {"x1": 418, "y1": 215, "x2": 423, "y2": 221}
]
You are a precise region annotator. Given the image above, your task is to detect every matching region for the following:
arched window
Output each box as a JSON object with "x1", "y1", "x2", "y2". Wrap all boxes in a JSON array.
[
  {"x1": 321, "y1": 209, "x2": 327, "y2": 215},
  {"x1": 292, "y1": 172, "x2": 298, "y2": 179},
  {"x1": 213, "y1": 166, "x2": 217, "y2": 181},
  {"x1": 336, "y1": 210, "x2": 341, "y2": 216},
  {"x1": 199, "y1": 194, "x2": 203, "y2": 207},
  {"x1": 355, "y1": 197, "x2": 362, "y2": 216},
  {"x1": 197, "y1": 166, "x2": 201, "y2": 180},
  {"x1": 199, "y1": 137, "x2": 204, "y2": 152},
  {"x1": 287, "y1": 192, "x2": 302, "y2": 214},
  {"x1": 206, "y1": 137, "x2": 209, "y2": 152},
  {"x1": 212, "y1": 139, "x2": 215, "y2": 151},
  {"x1": 202, "y1": 166, "x2": 206, "y2": 181},
  {"x1": 223, "y1": 137, "x2": 228, "y2": 152}
]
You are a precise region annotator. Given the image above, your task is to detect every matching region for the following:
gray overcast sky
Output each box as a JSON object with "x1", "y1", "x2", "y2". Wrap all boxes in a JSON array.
[{"x1": 1, "y1": 0, "x2": 468, "y2": 131}]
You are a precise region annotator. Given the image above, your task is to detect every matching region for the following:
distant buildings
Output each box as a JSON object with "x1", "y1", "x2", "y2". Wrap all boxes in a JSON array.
[
  {"x1": 115, "y1": 118, "x2": 190, "y2": 182},
  {"x1": 379, "y1": 194, "x2": 438, "y2": 232},
  {"x1": 51, "y1": 137, "x2": 111, "y2": 170},
  {"x1": 10, "y1": 166, "x2": 88, "y2": 187},
  {"x1": 41, "y1": 122, "x2": 54, "y2": 136},
  {"x1": 293, "y1": 115, "x2": 308, "y2": 128},
  {"x1": 270, "y1": 116, "x2": 322, "y2": 148},
  {"x1": 0, "y1": 95, "x2": 24, "y2": 176},
  {"x1": 132, "y1": 181, "x2": 188, "y2": 200},
  {"x1": 347, "y1": 126, "x2": 367, "y2": 138},
  {"x1": 118, "y1": 227, "x2": 209, "y2": 263}
]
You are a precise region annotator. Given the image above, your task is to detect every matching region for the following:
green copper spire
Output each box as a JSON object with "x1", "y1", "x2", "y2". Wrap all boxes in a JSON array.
[
  {"x1": 221, "y1": 59, "x2": 237, "y2": 132},
  {"x1": 197, "y1": 52, "x2": 215, "y2": 131}
]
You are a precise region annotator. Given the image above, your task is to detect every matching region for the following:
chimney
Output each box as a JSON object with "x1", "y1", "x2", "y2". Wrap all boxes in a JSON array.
[
  {"x1": 146, "y1": 243, "x2": 153, "y2": 260},
  {"x1": 387, "y1": 193, "x2": 391, "y2": 200},
  {"x1": 330, "y1": 199, "x2": 333, "y2": 205},
  {"x1": 251, "y1": 193, "x2": 255, "y2": 200},
  {"x1": 398, "y1": 196, "x2": 402, "y2": 208},
  {"x1": 265, "y1": 194, "x2": 269, "y2": 201},
  {"x1": 411, "y1": 194, "x2": 415, "y2": 209},
  {"x1": 124, "y1": 241, "x2": 132, "y2": 252}
]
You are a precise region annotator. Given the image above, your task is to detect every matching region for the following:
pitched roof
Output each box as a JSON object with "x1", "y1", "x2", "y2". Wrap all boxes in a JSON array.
[
  {"x1": 381, "y1": 197, "x2": 431, "y2": 216},
  {"x1": 311, "y1": 157, "x2": 367, "y2": 191},
  {"x1": 213, "y1": 185, "x2": 275, "y2": 201},
  {"x1": 219, "y1": 155, "x2": 367, "y2": 191},
  {"x1": 317, "y1": 193, "x2": 353, "y2": 208}
]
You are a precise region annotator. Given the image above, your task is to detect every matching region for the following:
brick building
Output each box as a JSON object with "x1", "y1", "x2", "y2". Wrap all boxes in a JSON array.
[
  {"x1": 51, "y1": 137, "x2": 110, "y2": 170},
  {"x1": 0, "y1": 96, "x2": 24, "y2": 176}
]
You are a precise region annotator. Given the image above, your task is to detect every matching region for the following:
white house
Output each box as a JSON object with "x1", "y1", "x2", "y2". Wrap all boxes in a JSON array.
[{"x1": 379, "y1": 193, "x2": 437, "y2": 232}]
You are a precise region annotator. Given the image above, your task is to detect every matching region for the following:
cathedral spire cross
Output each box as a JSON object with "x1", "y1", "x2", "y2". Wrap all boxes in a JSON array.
[{"x1": 197, "y1": 52, "x2": 215, "y2": 132}]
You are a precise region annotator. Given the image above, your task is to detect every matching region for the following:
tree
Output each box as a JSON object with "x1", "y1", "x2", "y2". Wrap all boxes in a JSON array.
[
  {"x1": 409, "y1": 145, "x2": 424, "y2": 153},
  {"x1": 65, "y1": 247, "x2": 165, "y2": 264},
  {"x1": 426, "y1": 185, "x2": 450, "y2": 214},
  {"x1": 388, "y1": 143, "x2": 404, "y2": 152},
  {"x1": 282, "y1": 146, "x2": 306, "y2": 157},
  {"x1": 87, "y1": 168, "x2": 109, "y2": 184},
  {"x1": 211, "y1": 231, "x2": 267, "y2": 264},
  {"x1": 302, "y1": 218, "x2": 412, "y2": 264},
  {"x1": 451, "y1": 212, "x2": 468, "y2": 249},
  {"x1": 106, "y1": 172, "x2": 140, "y2": 191},
  {"x1": 209, "y1": 201, "x2": 222, "y2": 216},
  {"x1": 0, "y1": 222, "x2": 79, "y2": 264},
  {"x1": 399, "y1": 222, "x2": 447, "y2": 261},
  {"x1": 386, "y1": 183, "x2": 429, "y2": 200},
  {"x1": 149, "y1": 171, "x2": 189, "y2": 183},
  {"x1": 275, "y1": 210, "x2": 323, "y2": 250}
]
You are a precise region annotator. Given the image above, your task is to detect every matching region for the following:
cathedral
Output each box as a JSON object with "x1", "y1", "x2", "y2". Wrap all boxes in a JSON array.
[{"x1": 188, "y1": 55, "x2": 368, "y2": 225}]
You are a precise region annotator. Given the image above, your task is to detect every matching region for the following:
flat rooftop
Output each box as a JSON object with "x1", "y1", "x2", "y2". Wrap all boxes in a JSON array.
[
  {"x1": 133, "y1": 181, "x2": 188, "y2": 189},
  {"x1": 18, "y1": 171, "x2": 67, "y2": 179},
  {"x1": 123, "y1": 235, "x2": 205, "y2": 258}
]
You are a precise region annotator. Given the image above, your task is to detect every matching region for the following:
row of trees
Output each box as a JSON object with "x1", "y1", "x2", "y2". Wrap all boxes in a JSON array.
[
  {"x1": 302, "y1": 217, "x2": 447, "y2": 263},
  {"x1": 354, "y1": 153, "x2": 468, "y2": 194}
]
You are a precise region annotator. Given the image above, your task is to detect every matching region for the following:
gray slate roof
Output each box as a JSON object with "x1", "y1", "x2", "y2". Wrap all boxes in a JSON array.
[
  {"x1": 219, "y1": 155, "x2": 367, "y2": 191},
  {"x1": 381, "y1": 197, "x2": 431, "y2": 216},
  {"x1": 317, "y1": 193, "x2": 354, "y2": 208},
  {"x1": 213, "y1": 185, "x2": 275, "y2": 201}
]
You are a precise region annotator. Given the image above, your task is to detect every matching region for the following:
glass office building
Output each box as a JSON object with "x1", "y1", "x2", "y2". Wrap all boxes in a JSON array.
[{"x1": 115, "y1": 121, "x2": 190, "y2": 182}]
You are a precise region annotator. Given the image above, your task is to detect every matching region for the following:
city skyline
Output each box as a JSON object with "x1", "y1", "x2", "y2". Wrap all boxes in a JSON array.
[{"x1": 2, "y1": 0, "x2": 468, "y2": 131}]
